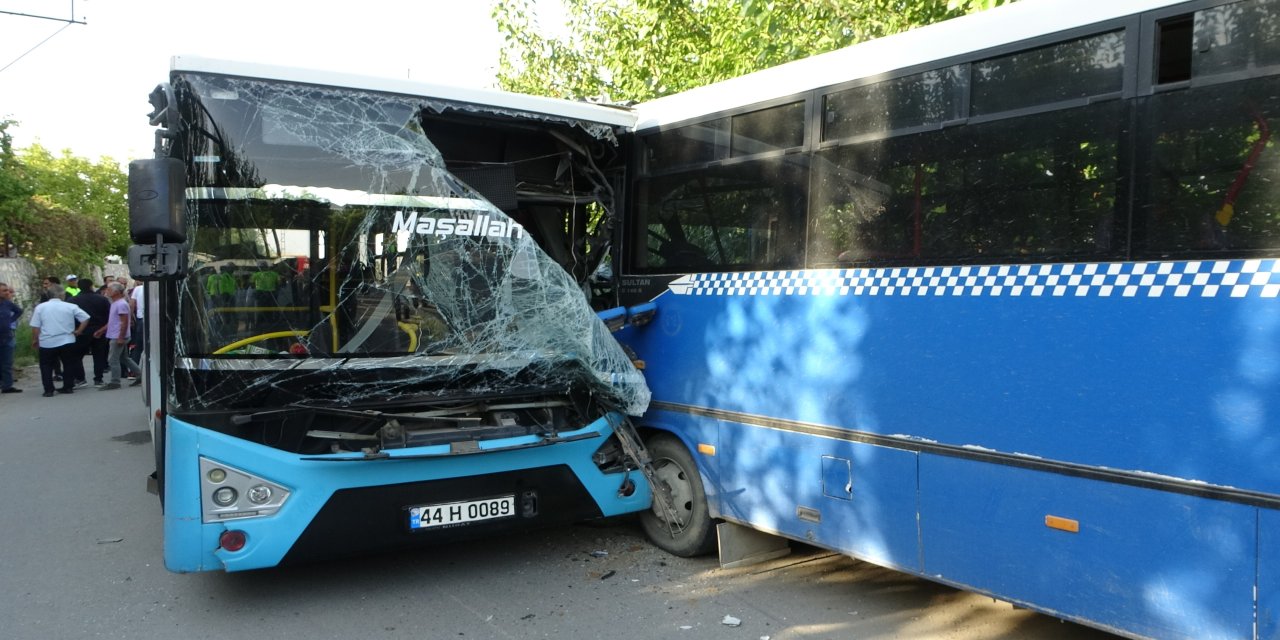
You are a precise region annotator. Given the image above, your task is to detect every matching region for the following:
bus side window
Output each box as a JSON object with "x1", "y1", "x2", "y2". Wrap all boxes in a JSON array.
[
  {"x1": 634, "y1": 158, "x2": 806, "y2": 273},
  {"x1": 1137, "y1": 76, "x2": 1280, "y2": 257}
]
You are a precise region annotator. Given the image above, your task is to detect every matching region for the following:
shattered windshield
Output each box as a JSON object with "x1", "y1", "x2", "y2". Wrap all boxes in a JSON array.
[{"x1": 168, "y1": 72, "x2": 648, "y2": 416}]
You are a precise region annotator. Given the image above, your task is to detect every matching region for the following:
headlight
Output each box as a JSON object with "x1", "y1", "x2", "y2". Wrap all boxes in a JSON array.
[
  {"x1": 246, "y1": 485, "x2": 272, "y2": 505},
  {"x1": 212, "y1": 486, "x2": 238, "y2": 506},
  {"x1": 199, "y1": 458, "x2": 291, "y2": 523}
]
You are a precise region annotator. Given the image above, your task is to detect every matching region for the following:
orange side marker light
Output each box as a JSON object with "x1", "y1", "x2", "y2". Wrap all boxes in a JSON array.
[{"x1": 1045, "y1": 515, "x2": 1080, "y2": 533}]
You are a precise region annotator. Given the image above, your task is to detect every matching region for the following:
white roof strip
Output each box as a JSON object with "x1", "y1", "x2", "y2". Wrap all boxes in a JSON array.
[
  {"x1": 171, "y1": 55, "x2": 637, "y2": 129},
  {"x1": 186, "y1": 185, "x2": 491, "y2": 210}
]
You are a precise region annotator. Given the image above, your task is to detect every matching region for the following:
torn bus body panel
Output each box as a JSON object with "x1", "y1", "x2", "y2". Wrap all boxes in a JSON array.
[{"x1": 164, "y1": 67, "x2": 647, "y2": 455}]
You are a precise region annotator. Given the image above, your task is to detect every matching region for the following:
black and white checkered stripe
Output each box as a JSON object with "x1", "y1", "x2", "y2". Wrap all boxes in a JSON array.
[{"x1": 667, "y1": 260, "x2": 1280, "y2": 298}]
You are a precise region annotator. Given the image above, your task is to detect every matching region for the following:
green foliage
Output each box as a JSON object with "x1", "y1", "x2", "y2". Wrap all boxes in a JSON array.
[
  {"x1": 20, "y1": 143, "x2": 129, "y2": 256},
  {"x1": 493, "y1": 0, "x2": 1014, "y2": 103},
  {"x1": 0, "y1": 119, "x2": 35, "y2": 255},
  {"x1": 13, "y1": 323, "x2": 35, "y2": 368},
  {"x1": 12, "y1": 195, "x2": 109, "y2": 281},
  {"x1": 0, "y1": 136, "x2": 126, "y2": 280}
]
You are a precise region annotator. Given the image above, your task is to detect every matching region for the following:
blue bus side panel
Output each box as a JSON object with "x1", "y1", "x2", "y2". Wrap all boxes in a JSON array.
[
  {"x1": 626, "y1": 262, "x2": 1280, "y2": 496},
  {"x1": 721, "y1": 422, "x2": 920, "y2": 572},
  {"x1": 1258, "y1": 509, "x2": 1280, "y2": 638},
  {"x1": 164, "y1": 414, "x2": 220, "y2": 572},
  {"x1": 919, "y1": 454, "x2": 1256, "y2": 640}
]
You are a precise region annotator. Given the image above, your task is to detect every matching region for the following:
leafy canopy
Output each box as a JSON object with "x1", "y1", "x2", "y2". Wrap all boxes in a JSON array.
[
  {"x1": 0, "y1": 122, "x2": 126, "y2": 281},
  {"x1": 493, "y1": 0, "x2": 1011, "y2": 103},
  {"x1": 20, "y1": 144, "x2": 129, "y2": 257},
  {"x1": 0, "y1": 120, "x2": 35, "y2": 254}
]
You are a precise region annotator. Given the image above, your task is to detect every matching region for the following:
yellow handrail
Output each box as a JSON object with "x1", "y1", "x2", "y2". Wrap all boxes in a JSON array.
[
  {"x1": 396, "y1": 322, "x2": 419, "y2": 352},
  {"x1": 213, "y1": 331, "x2": 310, "y2": 355}
]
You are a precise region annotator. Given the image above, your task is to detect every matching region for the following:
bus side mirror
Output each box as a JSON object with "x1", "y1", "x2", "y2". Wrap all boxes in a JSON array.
[
  {"x1": 128, "y1": 158, "x2": 188, "y2": 280},
  {"x1": 129, "y1": 158, "x2": 186, "y2": 244}
]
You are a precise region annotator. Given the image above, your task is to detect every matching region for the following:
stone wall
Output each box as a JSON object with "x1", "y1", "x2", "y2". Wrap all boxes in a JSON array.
[
  {"x1": 0, "y1": 258, "x2": 38, "y2": 313},
  {"x1": 0, "y1": 258, "x2": 132, "y2": 318}
]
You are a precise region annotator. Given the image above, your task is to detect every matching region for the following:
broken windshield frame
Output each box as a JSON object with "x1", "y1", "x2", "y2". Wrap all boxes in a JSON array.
[{"x1": 166, "y1": 70, "x2": 649, "y2": 416}]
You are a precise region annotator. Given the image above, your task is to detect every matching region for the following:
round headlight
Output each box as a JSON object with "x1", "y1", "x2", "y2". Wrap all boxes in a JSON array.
[
  {"x1": 247, "y1": 485, "x2": 272, "y2": 505},
  {"x1": 212, "y1": 486, "x2": 238, "y2": 506},
  {"x1": 207, "y1": 468, "x2": 227, "y2": 483}
]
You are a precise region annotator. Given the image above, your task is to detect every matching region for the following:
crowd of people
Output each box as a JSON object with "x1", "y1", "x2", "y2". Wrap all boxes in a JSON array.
[{"x1": 0, "y1": 274, "x2": 146, "y2": 398}]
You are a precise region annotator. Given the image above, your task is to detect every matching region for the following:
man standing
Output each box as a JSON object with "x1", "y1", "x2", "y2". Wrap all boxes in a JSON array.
[
  {"x1": 72, "y1": 280, "x2": 111, "y2": 386},
  {"x1": 101, "y1": 282, "x2": 142, "y2": 390},
  {"x1": 29, "y1": 284, "x2": 90, "y2": 397},
  {"x1": 40, "y1": 276, "x2": 58, "y2": 301},
  {"x1": 38, "y1": 276, "x2": 63, "y2": 381},
  {"x1": 0, "y1": 282, "x2": 22, "y2": 394},
  {"x1": 129, "y1": 279, "x2": 146, "y2": 370}
]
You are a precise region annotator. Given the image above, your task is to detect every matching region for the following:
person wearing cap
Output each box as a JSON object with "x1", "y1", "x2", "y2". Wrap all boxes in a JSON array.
[{"x1": 64, "y1": 275, "x2": 81, "y2": 298}]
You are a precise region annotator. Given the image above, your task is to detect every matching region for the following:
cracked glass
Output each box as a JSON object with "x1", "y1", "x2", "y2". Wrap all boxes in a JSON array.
[{"x1": 163, "y1": 72, "x2": 648, "y2": 453}]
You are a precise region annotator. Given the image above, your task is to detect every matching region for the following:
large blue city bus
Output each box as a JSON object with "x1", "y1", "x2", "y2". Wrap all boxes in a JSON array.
[
  {"x1": 126, "y1": 56, "x2": 652, "y2": 572},
  {"x1": 614, "y1": 0, "x2": 1280, "y2": 638}
]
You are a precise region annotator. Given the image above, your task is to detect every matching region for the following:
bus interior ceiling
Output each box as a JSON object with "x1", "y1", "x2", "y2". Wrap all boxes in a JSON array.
[{"x1": 419, "y1": 113, "x2": 623, "y2": 286}]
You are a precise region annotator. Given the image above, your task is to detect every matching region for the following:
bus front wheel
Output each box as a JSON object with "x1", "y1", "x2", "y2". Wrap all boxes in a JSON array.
[{"x1": 639, "y1": 434, "x2": 716, "y2": 557}]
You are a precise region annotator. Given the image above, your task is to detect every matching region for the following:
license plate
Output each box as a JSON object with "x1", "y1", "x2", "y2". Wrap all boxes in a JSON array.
[{"x1": 408, "y1": 495, "x2": 516, "y2": 530}]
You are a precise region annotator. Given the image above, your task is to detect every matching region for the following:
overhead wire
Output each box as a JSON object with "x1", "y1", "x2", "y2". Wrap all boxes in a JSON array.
[{"x1": 0, "y1": 22, "x2": 74, "y2": 74}]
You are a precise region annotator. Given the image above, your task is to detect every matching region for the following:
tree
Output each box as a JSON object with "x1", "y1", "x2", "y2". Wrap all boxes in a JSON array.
[
  {"x1": 12, "y1": 195, "x2": 109, "y2": 280},
  {"x1": 493, "y1": 0, "x2": 1013, "y2": 103},
  {"x1": 20, "y1": 143, "x2": 129, "y2": 257},
  {"x1": 0, "y1": 119, "x2": 35, "y2": 257}
]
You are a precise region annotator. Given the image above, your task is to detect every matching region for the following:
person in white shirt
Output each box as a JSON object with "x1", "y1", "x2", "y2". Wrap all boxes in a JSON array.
[
  {"x1": 29, "y1": 285, "x2": 90, "y2": 397},
  {"x1": 129, "y1": 281, "x2": 146, "y2": 369}
]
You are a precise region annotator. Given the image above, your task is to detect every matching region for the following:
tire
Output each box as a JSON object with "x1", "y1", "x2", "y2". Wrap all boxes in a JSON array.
[{"x1": 639, "y1": 434, "x2": 717, "y2": 557}]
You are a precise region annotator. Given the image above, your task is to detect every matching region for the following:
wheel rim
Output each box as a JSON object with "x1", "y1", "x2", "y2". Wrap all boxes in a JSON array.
[{"x1": 651, "y1": 456, "x2": 695, "y2": 531}]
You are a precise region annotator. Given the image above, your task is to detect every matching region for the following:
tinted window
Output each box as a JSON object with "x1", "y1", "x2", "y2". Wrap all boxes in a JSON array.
[
  {"x1": 971, "y1": 31, "x2": 1125, "y2": 115},
  {"x1": 731, "y1": 102, "x2": 805, "y2": 157},
  {"x1": 809, "y1": 102, "x2": 1125, "y2": 266},
  {"x1": 823, "y1": 65, "x2": 966, "y2": 141},
  {"x1": 632, "y1": 159, "x2": 808, "y2": 272},
  {"x1": 1137, "y1": 75, "x2": 1280, "y2": 257},
  {"x1": 1192, "y1": 0, "x2": 1280, "y2": 78},
  {"x1": 1156, "y1": 16, "x2": 1194, "y2": 84},
  {"x1": 644, "y1": 119, "x2": 728, "y2": 171}
]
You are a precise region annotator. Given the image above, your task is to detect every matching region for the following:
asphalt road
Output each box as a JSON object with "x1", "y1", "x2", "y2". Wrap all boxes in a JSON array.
[{"x1": 0, "y1": 364, "x2": 1119, "y2": 640}]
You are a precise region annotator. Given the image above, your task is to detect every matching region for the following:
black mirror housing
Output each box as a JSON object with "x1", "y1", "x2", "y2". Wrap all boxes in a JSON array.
[{"x1": 129, "y1": 158, "x2": 186, "y2": 244}]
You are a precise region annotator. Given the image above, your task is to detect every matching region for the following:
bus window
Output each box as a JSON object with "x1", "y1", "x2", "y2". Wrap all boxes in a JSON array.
[
  {"x1": 971, "y1": 30, "x2": 1125, "y2": 116},
  {"x1": 632, "y1": 158, "x2": 807, "y2": 272},
  {"x1": 644, "y1": 119, "x2": 728, "y2": 172},
  {"x1": 810, "y1": 101, "x2": 1125, "y2": 266},
  {"x1": 1138, "y1": 75, "x2": 1280, "y2": 257},
  {"x1": 1189, "y1": 0, "x2": 1280, "y2": 79},
  {"x1": 823, "y1": 65, "x2": 966, "y2": 142},
  {"x1": 730, "y1": 101, "x2": 805, "y2": 157}
]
